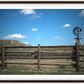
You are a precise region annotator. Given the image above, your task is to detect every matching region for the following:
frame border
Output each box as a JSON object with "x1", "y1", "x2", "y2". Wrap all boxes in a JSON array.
[
  {"x1": 0, "y1": 0, "x2": 84, "y2": 83},
  {"x1": 0, "y1": 1, "x2": 84, "y2": 4},
  {"x1": 0, "y1": 80, "x2": 84, "y2": 82}
]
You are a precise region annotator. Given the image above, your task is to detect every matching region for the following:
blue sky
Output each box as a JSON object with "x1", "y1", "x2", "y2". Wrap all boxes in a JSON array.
[{"x1": 0, "y1": 9, "x2": 84, "y2": 46}]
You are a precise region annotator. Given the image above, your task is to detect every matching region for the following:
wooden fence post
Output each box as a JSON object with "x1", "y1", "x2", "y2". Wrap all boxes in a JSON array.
[
  {"x1": 38, "y1": 44, "x2": 40, "y2": 70},
  {"x1": 2, "y1": 46, "x2": 5, "y2": 69},
  {"x1": 75, "y1": 44, "x2": 79, "y2": 72}
]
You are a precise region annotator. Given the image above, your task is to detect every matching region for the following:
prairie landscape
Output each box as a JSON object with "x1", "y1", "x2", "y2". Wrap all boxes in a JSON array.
[
  {"x1": 0, "y1": 9, "x2": 84, "y2": 74},
  {"x1": 0, "y1": 40, "x2": 84, "y2": 74}
]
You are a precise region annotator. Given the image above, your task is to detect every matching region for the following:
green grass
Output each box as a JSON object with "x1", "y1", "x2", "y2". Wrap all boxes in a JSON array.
[
  {"x1": 59, "y1": 66, "x2": 66, "y2": 68},
  {"x1": 0, "y1": 66, "x2": 84, "y2": 75}
]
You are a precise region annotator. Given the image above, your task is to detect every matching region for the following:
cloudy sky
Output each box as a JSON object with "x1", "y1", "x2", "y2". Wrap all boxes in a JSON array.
[{"x1": 0, "y1": 9, "x2": 84, "y2": 46}]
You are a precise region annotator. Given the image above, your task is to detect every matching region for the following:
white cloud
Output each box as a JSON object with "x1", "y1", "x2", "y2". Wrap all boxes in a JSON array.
[
  {"x1": 53, "y1": 36, "x2": 60, "y2": 39},
  {"x1": 30, "y1": 13, "x2": 43, "y2": 19},
  {"x1": 31, "y1": 28, "x2": 37, "y2": 31},
  {"x1": 23, "y1": 42, "x2": 28, "y2": 44},
  {"x1": 32, "y1": 14, "x2": 41, "y2": 18},
  {"x1": 60, "y1": 38, "x2": 63, "y2": 40},
  {"x1": 39, "y1": 13, "x2": 43, "y2": 15},
  {"x1": 53, "y1": 36, "x2": 63, "y2": 40},
  {"x1": 63, "y1": 24, "x2": 71, "y2": 27},
  {"x1": 72, "y1": 41, "x2": 76, "y2": 43},
  {"x1": 30, "y1": 14, "x2": 41, "y2": 19},
  {"x1": 32, "y1": 45, "x2": 35, "y2": 46},
  {"x1": 20, "y1": 9, "x2": 43, "y2": 19},
  {"x1": 37, "y1": 37, "x2": 40, "y2": 39},
  {"x1": 13, "y1": 13, "x2": 16, "y2": 16},
  {"x1": 72, "y1": 41, "x2": 82, "y2": 43},
  {"x1": 4, "y1": 34, "x2": 27, "y2": 39},
  {"x1": 79, "y1": 10, "x2": 84, "y2": 16},
  {"x1": 80, "y1": 41, "x2": 82, "y2": 43},
  {"x1": 45, "y1": 43, "x2": 48, "y2": 45},
  {"x1": 20, "y1": 9, "x2": 36, "y2": 15}
]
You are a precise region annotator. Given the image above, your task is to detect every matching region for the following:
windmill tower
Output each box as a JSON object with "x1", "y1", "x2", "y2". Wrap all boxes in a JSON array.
[{"x1": 73, "y1": 27, "x2": 82, "y2": 46}]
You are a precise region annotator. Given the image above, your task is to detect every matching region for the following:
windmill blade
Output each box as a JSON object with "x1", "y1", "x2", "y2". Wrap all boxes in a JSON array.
[
  {"x1": 73, "y1": 27, "x2": 82, "y2": 36},
  {"x1": 80, "y1": 28, "x2": 82, "y2": 32}
]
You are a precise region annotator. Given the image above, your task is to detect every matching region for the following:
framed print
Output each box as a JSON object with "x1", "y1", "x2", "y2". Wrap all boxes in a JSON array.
[{"x1": 0, "y1": 0, "x2": 84, "y2": 83}]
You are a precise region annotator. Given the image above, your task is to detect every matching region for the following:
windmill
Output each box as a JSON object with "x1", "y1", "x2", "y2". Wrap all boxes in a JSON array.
[{"x1": 73, "y1": 27, "x2": 82, "y2": 46}]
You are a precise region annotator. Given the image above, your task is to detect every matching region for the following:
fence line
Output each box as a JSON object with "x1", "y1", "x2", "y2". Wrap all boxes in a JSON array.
[
  {"x1": 1, "y1": 44, "x2": 84, "y2": 72},
  {"x1": 4, "y1": 45, "x2": 75, "y2": 48},
  {"x1": 2, "y1": 46, "x2": 5, "y2": 69},
  {"x1": 5, "y1": 51, "x2": 38, "y2": 53},
  {"x1": 5, "y1": 51, "x2": 75, "y2": 54},
  {"x1": 38, "y1": 44, "x2": 40, "y2": 70},
  {"x1": 75, "y1": 44, "x2": 79, "y2": 72},
  {"x1": 5, "y1": 56, "x2": 76, "y2": 59}
]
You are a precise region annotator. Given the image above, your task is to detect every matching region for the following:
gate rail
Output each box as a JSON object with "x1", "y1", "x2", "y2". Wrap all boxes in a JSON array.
[{"x1": 1, "y1": 44, "x2": 84, "y2": 72}]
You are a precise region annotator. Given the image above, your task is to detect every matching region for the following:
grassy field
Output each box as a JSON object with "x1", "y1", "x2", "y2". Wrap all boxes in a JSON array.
[
  {"x1": 0, "y1": 64, "x2": 84, "y2": 74},
  {"x1": 0, "y1": 40, "x2": 84, "y2": 74},
  {"x1": 0, "y1": 59, "x2": 84, "y2": 74}
]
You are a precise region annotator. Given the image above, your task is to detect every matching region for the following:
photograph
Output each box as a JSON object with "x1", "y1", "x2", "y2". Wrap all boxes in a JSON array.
[{"x1": 0, "y1": 1, "x2": 84, "y2": 76}]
